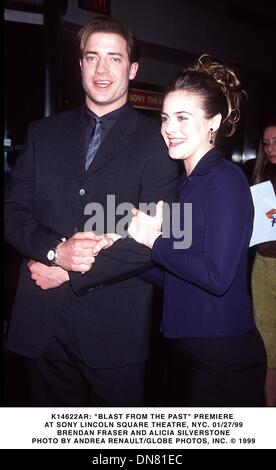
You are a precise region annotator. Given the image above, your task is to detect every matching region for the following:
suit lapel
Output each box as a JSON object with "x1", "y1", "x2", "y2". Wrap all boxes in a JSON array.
[
  {"x1": 65, "y1": 108, "x2": 86, "y2": 182},
  {"x1": 84, "y1": 104, "x2": 138, "y2": 179}
]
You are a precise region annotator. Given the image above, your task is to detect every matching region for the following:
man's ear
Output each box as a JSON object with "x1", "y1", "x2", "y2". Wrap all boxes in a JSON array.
[{"x1": 129, "y1": 62, "x2": 139, "y2": 81}]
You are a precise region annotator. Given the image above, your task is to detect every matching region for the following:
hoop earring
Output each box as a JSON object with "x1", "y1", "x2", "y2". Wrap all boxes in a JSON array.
[{"x1": 209, "y1": 128, "x2": 214, "y2": 145}]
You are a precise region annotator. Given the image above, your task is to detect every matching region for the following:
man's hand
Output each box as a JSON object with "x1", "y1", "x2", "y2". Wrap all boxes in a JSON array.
[
  {"x1": 28, "y1": 260, "x2": 69, "y2": 290},
  {"x1": 56, "y1": 232, "x2": 102, "y2": 272},
  {"x1": 92, "y1": 233, "x2": 121, "y2": 255},
  {"x1": 28, "y1": 231, "x2": 119, "y2": 290}
]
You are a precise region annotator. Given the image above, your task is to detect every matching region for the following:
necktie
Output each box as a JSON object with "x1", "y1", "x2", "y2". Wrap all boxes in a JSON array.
[{"x1": 85, "y1": 117, "x2": 102, "y2": 170}]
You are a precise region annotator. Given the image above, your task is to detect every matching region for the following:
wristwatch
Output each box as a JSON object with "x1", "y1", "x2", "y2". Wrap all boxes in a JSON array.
[{"x1": 46, "y1": 237, "x2": 66, "y2": 266}]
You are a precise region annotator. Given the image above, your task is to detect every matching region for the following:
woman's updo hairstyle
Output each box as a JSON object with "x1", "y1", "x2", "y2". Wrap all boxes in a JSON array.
[{"x1": 168, "y1": 54, "x2": 247, "y2": 137}]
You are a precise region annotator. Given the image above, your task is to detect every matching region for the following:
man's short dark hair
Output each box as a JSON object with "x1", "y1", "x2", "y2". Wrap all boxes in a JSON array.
[{"x1": 77, "y1": 16, "x2": 140, "y2": 63}]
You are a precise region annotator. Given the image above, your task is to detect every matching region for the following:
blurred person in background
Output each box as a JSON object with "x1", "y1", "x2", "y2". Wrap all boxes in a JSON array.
[{"x1": 251, "y1": 118, "x2": 276, "y2": 406}]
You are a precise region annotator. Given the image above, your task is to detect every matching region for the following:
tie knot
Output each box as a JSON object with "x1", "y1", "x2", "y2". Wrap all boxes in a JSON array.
[
  {"x1": 94, "y1": 116, "x2": 102, "y2": 127},
  {"x1": 93, "y1": 117, "x2": 103, "y2": 137}
]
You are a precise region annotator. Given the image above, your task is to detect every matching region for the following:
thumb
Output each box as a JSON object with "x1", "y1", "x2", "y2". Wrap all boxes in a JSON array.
[{"x1": 155, "y1": 200, "x2": 164, "y2": 221}]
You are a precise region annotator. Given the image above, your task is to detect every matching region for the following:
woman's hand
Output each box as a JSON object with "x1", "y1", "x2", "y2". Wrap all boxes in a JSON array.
[{"x1": 128, "y1": 200, "x2": 163, "y2": 248}]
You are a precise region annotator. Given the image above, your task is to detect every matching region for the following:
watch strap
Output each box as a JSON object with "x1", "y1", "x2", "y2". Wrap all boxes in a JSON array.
[{"x1": 46, "y1": 237, "x2": 66, "y2": 266}]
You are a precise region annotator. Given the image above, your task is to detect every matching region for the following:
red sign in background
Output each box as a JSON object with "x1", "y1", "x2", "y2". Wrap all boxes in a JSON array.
[
  {"x1": 78, "y1": 0, "x2": 110, "y2": 14},
  {"x1": 129, "y1": 88, "x2": 164, "y2": 111}
]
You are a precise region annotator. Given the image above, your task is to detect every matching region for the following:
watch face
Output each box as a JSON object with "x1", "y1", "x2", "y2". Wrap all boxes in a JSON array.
[{"x1": 47, "y1": 249, "x2": 56, "y2": 261}]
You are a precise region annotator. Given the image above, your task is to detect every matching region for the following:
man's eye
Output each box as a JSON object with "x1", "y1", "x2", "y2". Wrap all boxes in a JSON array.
[
  {"x1": 111, "y1": 57, "x2": 121, "y2": 63},
  {"x1": 177, "y1": 115, "x2": 187, "y2": 121},
  {"x1": 86, "y1": 56, "x2": 96, "y2": 62}
]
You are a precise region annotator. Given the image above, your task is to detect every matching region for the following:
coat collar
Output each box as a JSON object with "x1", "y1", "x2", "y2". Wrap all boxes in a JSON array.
[
  {"x1": 178, "y1": 148, "x2": 225, "y2": 199},
  {"x1": 191, "y1": 147, "x2": 224, "y2": 176}
]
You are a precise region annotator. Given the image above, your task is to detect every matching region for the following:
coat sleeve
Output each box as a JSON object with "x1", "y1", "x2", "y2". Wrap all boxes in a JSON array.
[
  {"x1": 152, "y1": 165, "x2": 253, "y2": 295},
  {"x1": 5, "y1": 123, "x2": 65, "y2": 263},
  {"x1": 139, "y1": 266, "x2": 164, "y2": 288},
  {"x1": 69, "y1": 134, "x2": 179, "y2": 295}
]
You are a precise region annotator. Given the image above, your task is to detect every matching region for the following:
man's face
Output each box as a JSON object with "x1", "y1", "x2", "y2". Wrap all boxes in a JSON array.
[{"x1": 80, "y1": 32, "x2": 139, "y2": 116}]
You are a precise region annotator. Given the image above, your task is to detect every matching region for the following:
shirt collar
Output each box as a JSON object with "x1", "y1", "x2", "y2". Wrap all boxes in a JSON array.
[{"x1": 83, "y1": 102, "x2": 128, "y2": 125}]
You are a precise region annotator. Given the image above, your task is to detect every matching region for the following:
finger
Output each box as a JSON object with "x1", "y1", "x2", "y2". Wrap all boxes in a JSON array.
[
  {"x1": 73, "y1": 240, "x2": 101, "y2": 251},
  {"x1": 155, "y1": 200, "x2": 164, "y2": 221},
  {"x1": 92, "y1": 240, "x2": 107, "y2": 254},
  {"x1": 74, "y1": 255, "x2": 95, "y2": 265},
  {"x1": 74, "y1": 263, "x2": 94, "y2": 272},
  {"x1": 105, "y1": 233, "x2": 121, "y2": 242},
  {"x1": 104, "y1": 238, "x2": 114, "y2": 249},
  {"x1": 92, "y1": 238, "x2": 111, "y2": 254},
  {"x1": 28, "y1": 259, "x2": 40, "y2": 269},
  {"x1": 28, "y1": 264, "x2": 40, "y2": 275},
  {"x1": 132, "y1": 208, "x2": 139, "y2": 216},
  {"x1": 72, "y1": 231, "x2": 100, "y2": 240}
]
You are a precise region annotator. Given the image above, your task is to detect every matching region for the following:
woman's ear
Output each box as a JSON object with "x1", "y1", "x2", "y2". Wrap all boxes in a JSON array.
[{"x1": 210, "y1": 113, "x2": 222, "y2": 132}]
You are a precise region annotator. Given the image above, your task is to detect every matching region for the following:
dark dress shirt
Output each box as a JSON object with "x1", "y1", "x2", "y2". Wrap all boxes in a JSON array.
[{"x1": 84, "y1": 104, "x2": 126, "y2": 153}]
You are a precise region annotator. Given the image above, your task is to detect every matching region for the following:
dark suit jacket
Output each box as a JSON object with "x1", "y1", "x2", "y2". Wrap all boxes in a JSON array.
[
  {"x1": 151, "y1": 148, "x2": 256, "y2": 337},
  {"x1": 5, "y1": 104, "x2": 179, "y2": 367}
]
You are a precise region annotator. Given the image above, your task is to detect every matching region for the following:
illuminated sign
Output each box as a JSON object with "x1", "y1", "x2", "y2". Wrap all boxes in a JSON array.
[
  {"x1": 129, "y1": 88, "x2": 164, "y2": 111},
  {"x1": 78, "y1": 0, "x2": 110, "y2": 14}
]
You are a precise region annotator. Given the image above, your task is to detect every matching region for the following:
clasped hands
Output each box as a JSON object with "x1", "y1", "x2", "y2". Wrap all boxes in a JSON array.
[
  {"x1": 28, "y1": 200, "x2": 163, "y2": 290},
  {"x1": 28, "y1": 231, "x2": 119, "y2": 290}
]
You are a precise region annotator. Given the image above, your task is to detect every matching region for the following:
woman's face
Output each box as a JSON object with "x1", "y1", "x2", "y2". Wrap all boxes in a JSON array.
[
  {"x1": 161, "y1": 90, "x2": 214, "y2": 173},
  {"x1": 263, "y1": 125, "x2": 276, "y2": 164}
]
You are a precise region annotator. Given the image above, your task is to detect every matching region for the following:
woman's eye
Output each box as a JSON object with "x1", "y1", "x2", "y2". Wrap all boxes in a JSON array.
[
  {"x1": 177, "y1": 115, "x2": 187, "y2": 121},
  {"x1": 161, "y1": 116, "x2": 168, "y2": 123}
]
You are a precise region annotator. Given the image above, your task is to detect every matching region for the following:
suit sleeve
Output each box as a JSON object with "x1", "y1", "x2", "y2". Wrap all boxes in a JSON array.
[
  {"x1": 152, "y1": 166, "x2": 253, "y2": 295},
  {"x1": 5, "y1": 123, "x2": 65, "y2": 263},
  {"x1": 69, "y1": 133, "x2": 179, "y2": 295},
  {"x1": 139, "y1": 266, "x2": 164, "y2": 288}
]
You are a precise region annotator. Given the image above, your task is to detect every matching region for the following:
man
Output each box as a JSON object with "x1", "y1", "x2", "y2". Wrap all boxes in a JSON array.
[{"x1": 5, "y1": 17, "x2": 179, "y2": 406}]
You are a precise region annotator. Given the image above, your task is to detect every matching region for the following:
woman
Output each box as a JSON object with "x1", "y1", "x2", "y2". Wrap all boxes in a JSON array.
[
  {"x1": 126, "y1": 55, "x2": 267, "y2": 406},
  {"x1": 251, "y1": 118, "x2": 276, "y2": 406}
]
